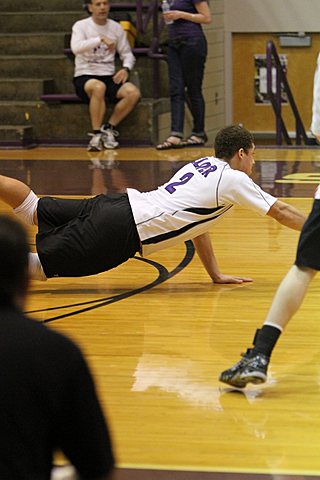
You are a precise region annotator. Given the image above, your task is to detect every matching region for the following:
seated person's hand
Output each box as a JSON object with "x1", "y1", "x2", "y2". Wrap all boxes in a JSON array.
[
  {"x1": 100, "y1": 36, "x2": 115, "y2": 50},
  {"x1": 112, "y1": 69, "x2": 129, "y2": 84}
]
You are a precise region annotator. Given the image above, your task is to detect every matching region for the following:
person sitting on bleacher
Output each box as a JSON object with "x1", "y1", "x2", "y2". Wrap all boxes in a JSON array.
[{"x1": 71, "y1": 0, "x2": 141, "y2": 151}]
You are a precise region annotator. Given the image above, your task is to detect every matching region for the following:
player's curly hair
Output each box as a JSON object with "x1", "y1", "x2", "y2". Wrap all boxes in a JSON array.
[{"x1": 214, "y1": 124, "x2": 254, "y2": 161}]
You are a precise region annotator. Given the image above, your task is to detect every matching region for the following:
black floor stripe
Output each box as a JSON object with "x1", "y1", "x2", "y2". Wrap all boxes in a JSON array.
[{"x1": 26, "y1": 241, "x2": 195, "y2": 323}]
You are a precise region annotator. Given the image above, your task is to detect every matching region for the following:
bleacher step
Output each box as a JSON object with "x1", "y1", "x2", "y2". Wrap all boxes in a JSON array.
[
  {"x1": 2, "y1": 0, "x2": 141, "y2": 12},
  {"x1": 0, "y1": 125, "x2": 37, "y2": 149},
  {"x1": 0, "y1": 12, "x2": 85, "y2": 33},
  {"x1": 0, "y1": 78, "x2": 55, "y2": 101},
  {"x1": 1, "y1": 55, "x2": 168, "y2": 98},
  {"x1": 0, "y1": 99, "x2": 170, "y2": 147},
  {"x1": 0, "y1": 33, "x2": 68, "y2": 55},
  {"x1": 0, "y1": 55, "x2": 74, "y2": 93},
  {"x1": 3, "y1": 0, "x2": 83, "y2": 11}
]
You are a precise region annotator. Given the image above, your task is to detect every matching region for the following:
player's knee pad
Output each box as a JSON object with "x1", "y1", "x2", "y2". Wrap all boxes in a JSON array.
[{"x1": 14, "y1": 190, "x2": 38, "y2": 225}]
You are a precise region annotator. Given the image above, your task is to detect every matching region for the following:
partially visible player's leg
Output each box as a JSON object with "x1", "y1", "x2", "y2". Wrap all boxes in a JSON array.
[
  {"x1": 14, "y1": 191, "x2": 39, "y2": 226},
  {"x1": 0, "y1": 175, "x2": 31, "y2": 208},
  {"x1": 0, "y1": 175, "x2": 46, "y2": 280},
  {"x1": 28, "y1": 252, "x2": 47, "y2": 281},
  {"x1": 0, "y1": 175, "x2": 39, "y2": 225},
  {"x1": 219, "y1": 265, "x2": 317, "y2": 388},
  {"x1": 264, "y1": 265, "x2": 316, "y2": 330}
]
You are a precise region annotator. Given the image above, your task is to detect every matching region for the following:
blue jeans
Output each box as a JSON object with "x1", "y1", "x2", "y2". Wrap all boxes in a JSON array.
[{"x1": 167, "y1": 35, "x2": 207, "y2": 138}]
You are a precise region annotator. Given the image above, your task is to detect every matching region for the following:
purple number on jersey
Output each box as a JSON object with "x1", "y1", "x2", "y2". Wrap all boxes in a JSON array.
[{"x1": 165, "y1": 172, "x2": 194, "y2": 194}]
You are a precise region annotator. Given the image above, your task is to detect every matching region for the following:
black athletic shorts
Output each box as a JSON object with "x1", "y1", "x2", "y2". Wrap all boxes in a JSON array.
[
  {"x1": 295, "y1": 199, "x2": 320, "y2": 270},
  {"x1": 73, "y1": 75, "x2": 123, "y2": 104},
  {"x1": 36, "y1": 193, "x2": 141, "y2": 278}
]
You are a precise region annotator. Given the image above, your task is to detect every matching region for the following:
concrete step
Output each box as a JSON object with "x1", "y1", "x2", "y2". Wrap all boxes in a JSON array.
[
  {"x1": 0, "y1": 33, "x2": 151, "y2": 56},
  {"x1": 3, "y1": 0, "x2": 136, "y2": 12},
  {"x1": 0, "y1": 33, "x2": 67, "y2": 55},
  {"x1": 0, "y1": 98, "x2": 170, "y2": 146},
  {"x1": 1, "y1": 55, "x2": 169, "y2": 98},
  {"x1": 0, "y1": 12, "x2": 85, "y2": 33},
  {"x1": 40, "y1": 94, "x2": 81, "y2": 103},
  {"x1": 3, "y1": 0, "x2": 83, "y2": 11},
  {"x1": 0, "y1": 78, "x2": 55, "y2": 101},
  {"x1": 0, "y1": 125, "x2": 37, "y2": 149},
  {"x1": 1, "y1": 55, "x2": 74, "y2": 93}
]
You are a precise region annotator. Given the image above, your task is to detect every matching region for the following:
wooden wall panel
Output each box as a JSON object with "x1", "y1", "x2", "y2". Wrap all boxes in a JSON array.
[{"x1": 232, "y1": 33, "x2": 320, "y2": 133}]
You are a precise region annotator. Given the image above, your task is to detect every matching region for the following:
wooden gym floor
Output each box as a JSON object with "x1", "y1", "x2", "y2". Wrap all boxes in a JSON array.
[{"x1": 1, "y1": 145, "x2": 320, "y2": 480}]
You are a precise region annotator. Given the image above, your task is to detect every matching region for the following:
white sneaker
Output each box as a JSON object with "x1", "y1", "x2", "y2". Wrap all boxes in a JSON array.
[
  {"x1": 51, "y1": 465, "x2": 77, "y2": 480},
  {"x1": 87, "y1": 133, "x2": 103, "y2": 151},
  {"x1": 100, "y1": 126, "x2": 119, "y2": 149}
]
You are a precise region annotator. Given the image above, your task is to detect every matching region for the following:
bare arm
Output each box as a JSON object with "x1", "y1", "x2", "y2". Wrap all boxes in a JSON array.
[
  {"x1": 194, "y1": 1, "x2": 212, "y2": 23},
  {"x1": 165, "y1": 1, "x2": 212, "y2": 24},
  {"x1": 193, "y1": 232, "x2": 252, "y2": 284},
  {"x1": 267, "y1": 200, "x2": 306, "y2": 231}
]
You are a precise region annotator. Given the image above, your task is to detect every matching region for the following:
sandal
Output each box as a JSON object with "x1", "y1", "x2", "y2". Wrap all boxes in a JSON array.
[
  {"x1": 184, "y1": 134, "x2": 208, "y2": 147},
  {"x1": 156, "y1": 136, "x2": 184, "y2": 150}
]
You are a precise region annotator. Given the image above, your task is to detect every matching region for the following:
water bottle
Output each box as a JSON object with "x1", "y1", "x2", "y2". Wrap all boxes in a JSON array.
[{"x1": 162, "y1": 0, "x2": 173, "y2": 25}]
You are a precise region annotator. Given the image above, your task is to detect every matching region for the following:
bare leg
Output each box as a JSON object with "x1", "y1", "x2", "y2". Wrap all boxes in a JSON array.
[
  {"x1": 264, "y1": 265, "x2": 317, "y2": 330},
  {"x1": 0, "y1": 175, "x2": 45, "y2": 279},
  {"x1": 85, "y1": 79, "x2": 107, "y2": 130},
  {"x1": 108, "y1": 82, "x2": 140, "y2": 126},
  {"x1": 219, "y1": 265, "x2": 317, "y2": 387},
  {"x1": 0, "y1": 175, "x2": 31, "y2": 208}
]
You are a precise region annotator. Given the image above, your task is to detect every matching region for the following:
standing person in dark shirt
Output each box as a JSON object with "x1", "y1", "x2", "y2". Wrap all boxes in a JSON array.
[
  {"x1": 157, "y1": 0, "x2": 212, "y2": 150},
  {"x1": 0, "y1": 215, "x2": 115, "y2": 480}
]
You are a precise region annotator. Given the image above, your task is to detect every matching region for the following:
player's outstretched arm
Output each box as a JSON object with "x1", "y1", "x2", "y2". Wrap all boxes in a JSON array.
[
  {"x1": 193, "y1": 232, "x2": 253, "y2": 284},
  {"x1": 267, "y1": 200, "x2": 307, "y2": 231}
]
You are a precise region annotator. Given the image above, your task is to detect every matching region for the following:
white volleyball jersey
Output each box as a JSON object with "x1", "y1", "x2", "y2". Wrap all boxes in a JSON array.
[{"x1": 127, "y1": 157, "x2": 277, "y2": 256}]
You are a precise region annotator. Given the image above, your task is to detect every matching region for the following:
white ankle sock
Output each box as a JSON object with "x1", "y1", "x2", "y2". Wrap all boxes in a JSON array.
[
  {"x1": 28, "y1": 253, "x2": 47, "y2": 281},
  {"x1": 14, "y1": 191, "x2": 38, "y2": 225}
]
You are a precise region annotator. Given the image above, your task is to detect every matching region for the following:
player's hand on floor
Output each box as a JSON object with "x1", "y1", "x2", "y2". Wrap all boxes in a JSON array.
[{"x1": 212, "y1": 274, "x2": 253, "y2": 284}]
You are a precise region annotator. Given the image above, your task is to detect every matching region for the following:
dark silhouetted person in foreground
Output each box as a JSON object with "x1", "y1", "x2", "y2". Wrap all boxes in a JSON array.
[{"x1": 0, "y1": 215, "x2": 115, "y2": 479}]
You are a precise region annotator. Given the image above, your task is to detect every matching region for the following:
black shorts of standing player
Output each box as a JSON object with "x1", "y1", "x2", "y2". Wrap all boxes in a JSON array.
[
  {"x1": 295, "y1": 199, "x2": 320, "y2": 270},
  {"x1": 73, "y1": 75, "x2": 124, "y2": 104},
  {"x1": 36, "y1": 193, "x2": 141, "y2": 278}
]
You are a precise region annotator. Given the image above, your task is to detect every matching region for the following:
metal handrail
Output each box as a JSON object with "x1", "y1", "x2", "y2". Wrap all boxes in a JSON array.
[
  {"x1": 266, "y1": 40, "x2": 309, "y2": 145},
  {"x1": 111, "y1": 1, "x2": 167, "y2": 98},
  {"x1": 138, "y1": 0, "x2": 167, "y2": 98}
]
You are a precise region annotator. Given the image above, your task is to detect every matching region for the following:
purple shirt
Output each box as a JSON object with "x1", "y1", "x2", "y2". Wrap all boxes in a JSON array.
[{"x1": 168, "y1": 0, "x2": 207, "y2": 39}]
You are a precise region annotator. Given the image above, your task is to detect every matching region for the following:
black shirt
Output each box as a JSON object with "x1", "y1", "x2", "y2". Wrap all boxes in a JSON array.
[{"x1": 0, "y1": 305, "x2": 114, "y2": 479}]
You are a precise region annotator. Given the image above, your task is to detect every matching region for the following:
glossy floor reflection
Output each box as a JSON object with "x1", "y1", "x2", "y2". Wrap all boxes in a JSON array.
[
  {"x1": 1, "y1": 146, "x2": 320, "y2": 480},
  {"x1": 1, "y1": 147, "x2": 320, "y2": 198}
]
